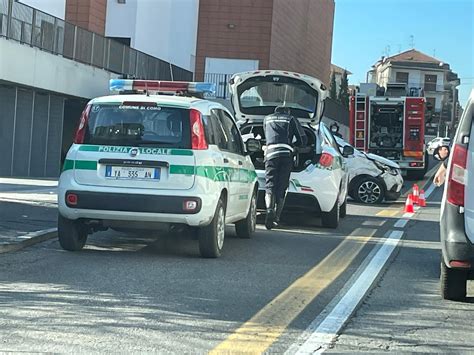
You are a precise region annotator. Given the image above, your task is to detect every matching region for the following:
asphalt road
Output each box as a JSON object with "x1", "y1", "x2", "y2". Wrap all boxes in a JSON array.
[{"x1": 0, "y1": 175, "x2": 472, "y2": 353}]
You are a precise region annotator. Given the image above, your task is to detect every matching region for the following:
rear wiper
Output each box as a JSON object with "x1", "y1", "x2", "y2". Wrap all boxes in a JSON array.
[{"x1": 136, "y1": 141, "x2": 174, "y2": 146}]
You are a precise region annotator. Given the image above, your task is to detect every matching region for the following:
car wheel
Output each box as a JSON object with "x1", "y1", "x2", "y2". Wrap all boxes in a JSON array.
[
  {"x1": 58, "y1": 214, "x2": 88, "y2": 251},
  {"x1": 440, "y1": 261, "x2": 467, "y2": 301},
  {"x1": 354, "y1": 177, "x2": 384, "y2": 204},
  {"x1": 321, "y1": 199, "x2": 339, "y2": 228},
  {"x1": 198, "y1": 197, "x2": 226, "y2": 258},
  {"x1": 235, "y1": 191, "x2": 257, "y2": 239},
  {"x1": 340, "y1": 199, "x2": 347, "y2": 218}
]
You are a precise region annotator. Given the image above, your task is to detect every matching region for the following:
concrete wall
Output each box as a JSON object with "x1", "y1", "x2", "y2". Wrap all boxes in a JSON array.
[
  {"x1": 0, "y1": 37, "x2": 117, "y2": 100},
  {"x1": 19, "y1": 0, "x2": 66, "y2": 19},
  {"x1": 105, "y1": 0, "x2": 199, "y2": 72}
]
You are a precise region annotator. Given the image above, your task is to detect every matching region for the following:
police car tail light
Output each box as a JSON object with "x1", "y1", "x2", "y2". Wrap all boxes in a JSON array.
[
  {"x1": 109, "y1": 79, "x2": 216, "y2": 95},
  {"x1": 73, "y1": 104, "x2": 91, "y2": 144},
  {"x1": 447, "y1": 144, "x2": 467, "y2": 207},
  {"x1": 189, "y1": 109, "x2": 208, "y2": 150},
  {"x1": 183, "y1": 200, "x2": 198, "y2": 212},
  {"x1": 319, "y1": 152, "x2": 334, "y2": 167},
  {"x1": 66, "y1": 192, "x2": 78, "y2": 206}
]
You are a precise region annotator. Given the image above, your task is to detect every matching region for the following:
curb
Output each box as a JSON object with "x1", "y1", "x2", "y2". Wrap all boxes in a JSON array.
[{"x1": 0, "y1": 228, "x2": 57, "y2": 254}]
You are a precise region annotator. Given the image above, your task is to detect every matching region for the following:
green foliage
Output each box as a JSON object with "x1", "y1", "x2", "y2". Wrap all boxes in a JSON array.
[
  {"x1": 338, "y1": 70, "x2": 349, "y2": 108},
  {"x1": 329, "y1": 71, "x2": 337, "y2": 100}
]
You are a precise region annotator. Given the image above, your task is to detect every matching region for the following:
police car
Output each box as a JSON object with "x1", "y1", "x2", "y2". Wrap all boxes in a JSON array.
[
  {"x1": 58, "y1": 80, "x2": 258, "y2": 258},
  {"x1": 229, "y1": 70, "x2": 349, "y2": 228}
]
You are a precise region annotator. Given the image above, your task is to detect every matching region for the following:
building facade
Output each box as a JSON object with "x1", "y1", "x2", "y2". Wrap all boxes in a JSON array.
[
  {"x1": 0, "y1": 0, "x2": 192, "y2": 178},
  {"x1": 195, "y1": 0, "x2": 335, "y2": 97},
  {"x1": 368, "y1": 49, "x2": 461, "y2": 135}
]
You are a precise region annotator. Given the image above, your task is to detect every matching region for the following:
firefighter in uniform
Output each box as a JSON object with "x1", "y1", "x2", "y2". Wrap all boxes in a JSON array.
[{"x1": 264, "y1": 106, "x2": 307, "y2": 229}]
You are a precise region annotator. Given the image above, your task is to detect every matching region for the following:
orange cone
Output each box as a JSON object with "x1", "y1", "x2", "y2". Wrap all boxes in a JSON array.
[
  {"x1": 404, "y1": 194, "x2": 415, "y2": 213},
  {"x1": 419, "y1": 189, "x2": 426, "y2": 207},
  {"x1": 412, "y1": 184, "x2": 419, "y2": 205}
]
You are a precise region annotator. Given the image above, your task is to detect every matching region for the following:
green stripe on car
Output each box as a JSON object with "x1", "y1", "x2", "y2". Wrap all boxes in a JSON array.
[{"x1": 62, "y1": 159, "x2": 257, "y2": 183}]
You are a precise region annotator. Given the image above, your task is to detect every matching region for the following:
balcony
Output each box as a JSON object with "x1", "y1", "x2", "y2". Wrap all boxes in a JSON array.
[{"x1": 0, "y1": 1, "x2": 192, "y2": 81}]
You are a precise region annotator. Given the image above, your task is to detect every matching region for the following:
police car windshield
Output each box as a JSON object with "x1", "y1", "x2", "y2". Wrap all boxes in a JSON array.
[
  {"x1": 84, "y1": 104, "x2": 191, "y2": 148},
  {"x1": 237, "y1": 76, "x2": 318, "y2": 118}
]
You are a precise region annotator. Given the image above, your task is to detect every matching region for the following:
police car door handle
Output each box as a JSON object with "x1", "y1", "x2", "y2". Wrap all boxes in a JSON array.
[
  {"x1": 238, "y1": 160, "x2": 243, "y2": 165},
  {"x1": 223, "y1": 158, "x2": 229, "y2": 164}
]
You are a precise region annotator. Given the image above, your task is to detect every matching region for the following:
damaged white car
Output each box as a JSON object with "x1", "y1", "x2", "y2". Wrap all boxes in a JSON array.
[{"x1": 335, "y1": 136, "x2": 404, "y2": 204}]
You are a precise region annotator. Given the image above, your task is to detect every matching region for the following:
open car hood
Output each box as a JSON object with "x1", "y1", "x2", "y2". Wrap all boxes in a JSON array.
[{"x1": 229, "y1": 70, "x2": 328, "y2": 125}]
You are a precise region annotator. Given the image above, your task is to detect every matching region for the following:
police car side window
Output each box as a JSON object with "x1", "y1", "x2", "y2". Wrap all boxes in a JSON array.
[
  {"x1": 201, "y1": 114, "x2": 216, "y2": 145},
  {"x1": 219, "y1": 110, "x2": 244, "y2": 156},
  {"x1": 211, "y1": 110, "x2": 229, "y2": 151}
]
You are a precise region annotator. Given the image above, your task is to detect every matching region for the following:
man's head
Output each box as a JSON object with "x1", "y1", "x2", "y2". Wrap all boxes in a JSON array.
[
  {"x1": 275, "y1": 106, "x2": 291, "y2": 116},
  {"x1": 434, "y1": 144, "x2": 450, "y2": 161}
]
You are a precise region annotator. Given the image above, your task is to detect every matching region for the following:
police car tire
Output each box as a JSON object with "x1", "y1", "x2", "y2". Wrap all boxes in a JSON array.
[
  {"x1": 58, "y1": 214, "x2": 88, "y2": 251},
  {"x1": 198, "y1": 197, "x2": 226, "y2": 258},
  {"x1": 235, "y1": 191, "x2": 257, "y2": 239},
  {"x1": 340, "y1": 199, "x2": 347, "y2": 218},
  {"x1": 321, "y1": 200, "x2": 339, "y2": 228}
]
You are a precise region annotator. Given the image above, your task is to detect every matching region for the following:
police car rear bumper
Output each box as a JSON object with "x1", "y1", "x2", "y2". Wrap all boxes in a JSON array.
[{"x1": 59, "y1": 190, "x2": 215, "y2": 227}]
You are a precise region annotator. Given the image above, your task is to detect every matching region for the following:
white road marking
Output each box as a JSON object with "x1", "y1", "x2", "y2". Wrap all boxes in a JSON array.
[
  {"x1": 292, "y1": 230, "x2": 404, "y2": 354},
  {"x1": 402, "y1": 212, "x2": 414, "y2": 218},
  {"x1": 394, "y1": 219, "x2": 408, "y2": 228},
  {"x1": 424, "y1": 182, "x2": 437, "y2": 199}
]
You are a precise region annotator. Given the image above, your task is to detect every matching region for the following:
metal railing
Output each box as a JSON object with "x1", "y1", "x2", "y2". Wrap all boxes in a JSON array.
[
  {"x1": 204, "y1": 73, "x2": 231, "y2": 99},
  {"x1": 0, "y1": 0, "x2": 192, "y2": 81}
]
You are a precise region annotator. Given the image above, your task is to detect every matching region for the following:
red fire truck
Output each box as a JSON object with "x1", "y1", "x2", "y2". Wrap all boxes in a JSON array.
[{"x1": 349, "y1": 83, "x2": 427, "y2": 179}]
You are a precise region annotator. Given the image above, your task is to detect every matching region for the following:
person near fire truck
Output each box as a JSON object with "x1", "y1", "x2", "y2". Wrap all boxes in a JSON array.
[
  {"x1": 263, "y1": 106, "x2": 307, "y2": 230},
  {"x1": 433, "y1": 144, "x2": 450, "y2": 186}
]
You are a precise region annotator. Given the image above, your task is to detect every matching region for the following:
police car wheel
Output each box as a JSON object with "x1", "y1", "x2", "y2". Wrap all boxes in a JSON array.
[
  {"x1": 58, "y1": 214, "x2": 88, "y2": 251},
  {"x1": 235, "y1": 191, "x2": 257, "y2": 239},
  {"x1": 321, "y1": 199, "x2": 339, "y2": 229},
  {"x1": 198, "y1": 197, "x2": 226, "y2": 258}
]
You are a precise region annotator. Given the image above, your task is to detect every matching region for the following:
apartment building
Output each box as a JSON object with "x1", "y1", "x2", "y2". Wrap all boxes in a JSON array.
[{"x1": 368, "y1": 49, "x2": 461, "y2": 134}]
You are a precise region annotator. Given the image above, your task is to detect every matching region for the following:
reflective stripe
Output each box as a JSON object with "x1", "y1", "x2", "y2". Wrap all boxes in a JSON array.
[
  {"x1": 267, "y1": 143, "x2": 294, "y2": 151},
  {"x1": 266, "y1": 119, "x2": 291, "y2": 123},
  {"x1": 266, "y1": 150, "x2": 291, "y2": 159}
]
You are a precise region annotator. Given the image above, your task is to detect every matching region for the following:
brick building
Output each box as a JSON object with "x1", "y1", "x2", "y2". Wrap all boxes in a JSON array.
[{"x1": 195, "y1": 0, "x2": 335, "y2": 86}]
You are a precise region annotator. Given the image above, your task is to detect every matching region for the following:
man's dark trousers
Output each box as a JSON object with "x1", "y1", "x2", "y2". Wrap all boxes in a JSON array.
[{"x1": 265, "y1": 155, "x2": 292, "y2": 205}]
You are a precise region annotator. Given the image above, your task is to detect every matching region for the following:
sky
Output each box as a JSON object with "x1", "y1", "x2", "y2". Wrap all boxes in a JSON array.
[{"x1": 331, "y1": 0, "x2": 474, "y2": 106}]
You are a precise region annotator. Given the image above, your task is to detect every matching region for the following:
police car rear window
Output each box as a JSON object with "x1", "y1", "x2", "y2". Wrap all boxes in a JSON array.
[{"x1": 84, "y1": 104, "x2": 191, "y2": 148}]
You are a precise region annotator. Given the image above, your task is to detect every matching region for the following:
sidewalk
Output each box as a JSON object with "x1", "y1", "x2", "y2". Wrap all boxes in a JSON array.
[{"x1": 0, "y1": 178, "x2": 58, "y2": 253}]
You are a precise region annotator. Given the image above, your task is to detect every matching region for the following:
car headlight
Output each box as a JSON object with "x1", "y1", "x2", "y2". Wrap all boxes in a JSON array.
[{"x1": 374, "y1": 160, "x2": 399, "y2": 176}]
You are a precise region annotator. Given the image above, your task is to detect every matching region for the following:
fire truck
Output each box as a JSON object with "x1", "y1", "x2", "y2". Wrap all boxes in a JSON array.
[{"x1": 349, "y1": 83, "x2": 427, "y2": 179}]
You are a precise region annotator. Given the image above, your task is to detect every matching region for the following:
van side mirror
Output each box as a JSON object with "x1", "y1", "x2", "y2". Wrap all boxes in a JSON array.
[
  {"x1": 245, "y1": 138, "x2": 261, "y2": 154},
  {"x1": 342, "y1": 145, "x2": 354, "y2": 157},
  {"x1": 433, "y1": 145, "x2": 450, "y2": 161}
]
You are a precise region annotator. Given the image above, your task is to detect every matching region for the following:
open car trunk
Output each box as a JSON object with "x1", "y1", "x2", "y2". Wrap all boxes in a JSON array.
[{"x1": 240, "y1": 123, "x2": 317, "y2": 172}]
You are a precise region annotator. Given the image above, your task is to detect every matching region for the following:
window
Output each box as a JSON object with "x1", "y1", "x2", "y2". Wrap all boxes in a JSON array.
[
  {"x1": 424, "y1": 75, "x2": 437, "y2": 92},
  {"x1": 211, "y1": 110, "x2": 229, "y2": 151},
  {"x1": 395, "y1": 72, "x2": 409, "y2": 84},
  {"x1": 201, "y1": 114, "x2": 216, "y2": 145},
  {"x1": 85, "y1": 104, "x2": 191, "y2": 148},
  {"x1": 218, "y1": 110, "x2": 244, "y2": 155}
]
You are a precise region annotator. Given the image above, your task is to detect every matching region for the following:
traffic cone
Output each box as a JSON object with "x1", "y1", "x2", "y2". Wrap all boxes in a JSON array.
[
  {"x1": 412, "y1": 184, "x2": 419, "y2": 205},
  {"x1": 404, "y1": 194, "x2": 415, "y2": 213},
  {"x1": 419, "y1": 189, "x2": 426, "y2": 207}
]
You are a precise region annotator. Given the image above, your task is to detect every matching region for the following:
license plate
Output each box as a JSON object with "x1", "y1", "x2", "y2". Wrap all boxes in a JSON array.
[{"x1": 105, "y1": 166, "x2": 160, "y2": 180}]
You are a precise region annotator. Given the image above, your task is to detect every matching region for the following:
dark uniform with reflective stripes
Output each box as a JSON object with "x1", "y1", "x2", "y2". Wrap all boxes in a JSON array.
[{"x1": 264, "y1": 107, "x2": 307, "y2": 229}]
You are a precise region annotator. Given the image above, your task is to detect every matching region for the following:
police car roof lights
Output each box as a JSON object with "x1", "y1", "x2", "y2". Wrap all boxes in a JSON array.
[{"x1": 109, "y1": 79, "x2": 216, "y2": 95}]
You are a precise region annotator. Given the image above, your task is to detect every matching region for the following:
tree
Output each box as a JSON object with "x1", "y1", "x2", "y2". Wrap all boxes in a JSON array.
[
  {"x1": 338, "y1": 70, "x2": 349, "y2": 108},
  {"x1": 329, "y1": 71, "x2": 337, "y2": 100}
]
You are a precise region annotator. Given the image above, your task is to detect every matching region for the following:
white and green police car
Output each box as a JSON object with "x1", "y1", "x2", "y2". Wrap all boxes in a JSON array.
[
  {"x1": 58, "y1": 80, "x2": 258, "y2": 258},
  {"x1": 230, "y1": 70, "x2": 349, "y2": 228}
]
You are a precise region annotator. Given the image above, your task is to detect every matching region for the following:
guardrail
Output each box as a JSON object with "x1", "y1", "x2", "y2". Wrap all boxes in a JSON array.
[{"x1": 0, "y1": 0, "x2": 192, "y2": 81}]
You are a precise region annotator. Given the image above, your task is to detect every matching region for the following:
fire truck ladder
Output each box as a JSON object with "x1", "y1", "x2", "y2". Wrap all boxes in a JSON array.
[{"x1": 354, "y1": 94, "x2": 367, "y2": 151}]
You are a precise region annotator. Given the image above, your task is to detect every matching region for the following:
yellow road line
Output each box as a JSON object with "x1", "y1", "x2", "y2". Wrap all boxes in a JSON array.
[
  {"x1": 376, "y1": 209, "x2": 399, "y2": 217},
  {"x1": 210, "y1": 228, "x2": 377, "y2": 354}
]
